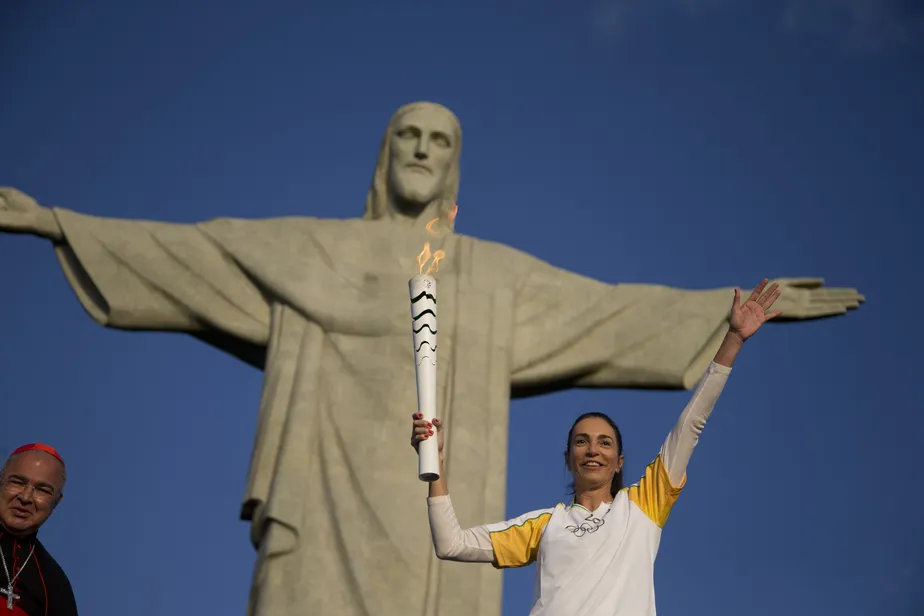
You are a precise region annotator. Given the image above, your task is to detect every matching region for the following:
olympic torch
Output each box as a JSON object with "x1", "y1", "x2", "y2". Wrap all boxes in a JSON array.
[
  {"x1": 410, "y1": 205, "x2": 457, "y2": 481},
  {"x1": 410, "y1": 273, "x2": 440, "y2": 481}
]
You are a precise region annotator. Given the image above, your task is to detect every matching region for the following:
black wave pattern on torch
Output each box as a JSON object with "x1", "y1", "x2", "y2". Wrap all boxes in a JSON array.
[
  {"x1": 411, "y1": 290, "x2": 438, "y2": 368},
  {"x1": 411, "y1": 291, "x2": 436, "y2": 304}
]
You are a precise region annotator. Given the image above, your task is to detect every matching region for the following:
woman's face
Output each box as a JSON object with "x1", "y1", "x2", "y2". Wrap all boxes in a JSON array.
[{"x1": 566, "y1": 417, "x2": 624, "y2": 491}]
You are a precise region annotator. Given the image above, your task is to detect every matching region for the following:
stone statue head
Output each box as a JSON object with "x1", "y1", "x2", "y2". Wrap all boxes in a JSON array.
[{"x1": 363, "y1": 101, "x2": 461, "y2": 231}]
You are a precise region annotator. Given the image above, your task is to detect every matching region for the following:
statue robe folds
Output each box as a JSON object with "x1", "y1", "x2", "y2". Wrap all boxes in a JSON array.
[{"x1": 49, "y1": 208, "x2": 733, "y2": 616}]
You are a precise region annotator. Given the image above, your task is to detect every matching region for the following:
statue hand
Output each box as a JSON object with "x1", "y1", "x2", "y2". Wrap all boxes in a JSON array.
[
  {"x1": 0, "y1": 187, "x2": 64, "y2": 241},
  {"x1": 764, "y1": 277, "x2": 865, "y2": 320}
]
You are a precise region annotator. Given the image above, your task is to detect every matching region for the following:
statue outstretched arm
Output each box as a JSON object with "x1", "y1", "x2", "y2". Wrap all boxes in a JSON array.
[
  {"x1": 1, "y1": 187, "x2": 270, "y2": 362},
  {"x1": 509, "y1": 258, "x2": 864, "y2": 396},
  {"x1": 510, "y1": 260, "x2": 733, "y2": 395}
]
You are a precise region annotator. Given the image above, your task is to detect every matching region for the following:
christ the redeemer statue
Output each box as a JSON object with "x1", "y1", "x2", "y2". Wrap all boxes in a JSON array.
[{"x1": 0, "y1": 102, "x2": 863, "y2": 616}]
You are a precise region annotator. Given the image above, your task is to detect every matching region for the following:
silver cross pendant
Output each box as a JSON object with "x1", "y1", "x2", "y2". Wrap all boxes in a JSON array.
[{"x1": 0, "y1": 585, "x2": 19, "y2": 610}]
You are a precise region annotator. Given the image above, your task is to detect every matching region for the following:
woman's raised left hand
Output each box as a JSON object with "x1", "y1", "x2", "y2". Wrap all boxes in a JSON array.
[{"x1": 729, "y1": 278, "x2": 783, "y2": 342}]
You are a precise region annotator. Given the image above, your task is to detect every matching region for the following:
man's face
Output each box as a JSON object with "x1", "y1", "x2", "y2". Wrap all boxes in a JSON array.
[
  {"x1": 0, "y1": 451, "x2": 64, "y2": 536},
  {"x1": 387, "y1": 106, "x2": 457, "y2": 208}
]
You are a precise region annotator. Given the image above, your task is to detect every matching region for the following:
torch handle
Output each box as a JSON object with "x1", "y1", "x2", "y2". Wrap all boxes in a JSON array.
[
  {"x1": 410, "y1": 275, "x2": 441, "y2": 481},
  {"x1": 415, "y1": 360, "x2": 441, "y2": 481}
]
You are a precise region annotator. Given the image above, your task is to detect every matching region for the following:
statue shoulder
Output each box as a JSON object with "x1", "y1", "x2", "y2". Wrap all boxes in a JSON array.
[
  {"x1": 460, "y1": 233, "x2": 603, "y2": 291},
  {"x1": 456, "y1": 233, "x2": 547, "y2": 284},
  {"x1": 460, "y1": 233, "x2": 549, "y2": 272},
  {"x1": 196, "y1": 216, "x2": 364, "y2": 268},
  {"x1": 199, "y1": 215, "x2": 358, "y2": 242}
]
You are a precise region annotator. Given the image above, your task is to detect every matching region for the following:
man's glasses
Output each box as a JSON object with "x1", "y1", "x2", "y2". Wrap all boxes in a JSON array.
[{"x1": 1, "y1": 476, "x2": 58, "y2": 503}]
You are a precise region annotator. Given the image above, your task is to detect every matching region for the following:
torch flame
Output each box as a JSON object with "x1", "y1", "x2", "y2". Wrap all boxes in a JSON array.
[
  {"x1": 416, "y1": 204, "x2": 458, "y2": 276},
  {"x1": 417, "y1": 241, "x2": 446, "y2": 275},
  {"x1": 417, "y1": 242, "x2": 431, "y2": 274},
  {"x1": 428, "y1": 249, "x2": 445, "y2": 273}
]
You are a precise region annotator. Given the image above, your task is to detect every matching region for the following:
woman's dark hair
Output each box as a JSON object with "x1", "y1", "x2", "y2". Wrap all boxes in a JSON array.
[{"x1": 565, "y1": 412, "x2": 625, "y2": 498}]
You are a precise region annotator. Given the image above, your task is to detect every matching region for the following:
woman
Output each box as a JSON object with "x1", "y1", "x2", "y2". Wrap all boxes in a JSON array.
[{"x1": 411, "y1": 279, "x2": 783, "y2": 616}]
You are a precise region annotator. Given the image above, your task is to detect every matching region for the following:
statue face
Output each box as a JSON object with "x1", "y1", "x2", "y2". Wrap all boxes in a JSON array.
[{"x1": 387, "y1": 106, "x2": 457, "y2": 207}]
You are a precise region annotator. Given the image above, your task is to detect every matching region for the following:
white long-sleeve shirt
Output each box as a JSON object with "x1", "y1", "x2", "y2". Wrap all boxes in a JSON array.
[{"x1": 427, "y1": 361, "x2": 731, "y2": 616}]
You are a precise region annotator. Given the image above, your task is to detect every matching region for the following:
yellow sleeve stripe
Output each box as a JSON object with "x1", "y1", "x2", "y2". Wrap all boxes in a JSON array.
[
  {"x1": 626, "y1": 454, "x2": 684, "y2": 528},
  {"x1": 489, "y1": 512, "x2": 552, "y2": 569}
]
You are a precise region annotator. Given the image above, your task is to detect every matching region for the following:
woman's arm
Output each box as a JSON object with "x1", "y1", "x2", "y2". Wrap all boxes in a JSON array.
[
  {"x1": 427, "y1": 495, "x2": 496, "y2": 562},
  {"x1": 428, "y1": 493, "x2": 553, "y2": 567},
  {"x1": 412, "y1": 415, "x2": 552, "y2": 566},
  {"x1": 627, "y1": 280, "x2": 782, "y2": 526},
  {"x1": 660, "y1": 346, "x2": 733, "y2": 486},
  {"x1": 412, "y1": 414, "x2": 495, "y2": 562},
  {"x1": 662, "y1": 280, "x2": 783, "y2": 485}
]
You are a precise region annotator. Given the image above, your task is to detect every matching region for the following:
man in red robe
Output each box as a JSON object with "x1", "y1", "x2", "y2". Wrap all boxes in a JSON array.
[{"x1": 0, "y1": 444, "x2": 78, "y2": 616}]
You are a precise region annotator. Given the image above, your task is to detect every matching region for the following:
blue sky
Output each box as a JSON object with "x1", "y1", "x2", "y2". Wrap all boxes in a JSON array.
[{"x1": 1, "y1": 1, "x2": 922, "y2": 614}]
